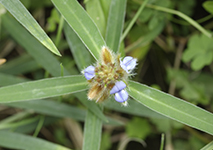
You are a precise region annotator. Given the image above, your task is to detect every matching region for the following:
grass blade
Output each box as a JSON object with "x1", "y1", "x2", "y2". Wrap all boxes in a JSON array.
[
  {"x1": 0, "y1": 54, "x2": 40, "y2": 75},
  {"x1": 85, "y1": 0, "x2": 106, "y2": 36},
  {"x1": 128, "y1": 81, "x2": 213, "y2": 135},
  {"x1": 83, "y1": 109, "x2": 102, "y2": 150},
  {"x1": 104, "y1": 98, "x2": 167, "y2": 119},
  {"x1": 121, "y1": 0, "x2": 149, "y2": 41},
  {"x1": 0, "y1": 0, "x2": 61, "y2": 56},
  {"x1": 201, "y1": 141, "x2": 213, "y2": 150},
  {"x1": 2, "y1": 13, "x2": 69, "y2": 77},
  {"x1": 105, "y1": 0, "x2": 127, "y2": 52},
  {"x1": 0, "y1": 75, "x2": 87, "y2": 103},
  {"x1": 64, "y1": 22, "x2": 92, "y2": 71},
  {"x1": 51, "y1": 0, "x2": 106, "y2": 60},
  {"x1": 0, "y1": 130, "x2": 71, "y2": 150},
  {"x1": 6, "y1": 100, "x2": 86, "y2": 122},
  {"x1": 0, "y1": 73, "x2": 29, "y2": 86}
]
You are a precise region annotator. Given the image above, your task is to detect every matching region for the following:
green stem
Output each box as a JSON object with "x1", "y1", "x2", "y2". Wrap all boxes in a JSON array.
[
  {"x1": 121, "y1": 0, "x2": 149, "y2": 41},
  {"x1": 146, "y1": 4, "x2": 212, "y2": 38},
  {"x1": 159, "y1": 133, "x2": 165, "y2": 150},
  {"x1": 33, "y1": 115, "x2": 45, "y2": 137},
  {"x1": 55, "y1": 16, "x2": 64, "y2": 47}
]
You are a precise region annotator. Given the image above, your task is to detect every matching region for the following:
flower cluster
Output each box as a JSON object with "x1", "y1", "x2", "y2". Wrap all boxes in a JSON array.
[{"x1": 83, "y1": 46, "x2": 136, "y2": 105}]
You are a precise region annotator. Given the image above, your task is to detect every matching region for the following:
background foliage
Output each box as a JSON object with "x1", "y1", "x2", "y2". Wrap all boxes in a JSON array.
[{"x1": 0, "y1": 0, "x2": 213, "y2": 150}]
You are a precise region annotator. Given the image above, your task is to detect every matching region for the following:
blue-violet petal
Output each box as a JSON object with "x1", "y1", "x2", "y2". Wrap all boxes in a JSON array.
[
  {"x1": 114, "y1": 90, "x2": 128, "y2": 102},
  {"x1": 120, "y1": 56, "x2": 137, "y2": 73},
  {"x1": 84, "y1": 65, "x2": 95, "y2": 80},
  {"x1": 110, "y1": 81, "x2": 126, "y2": 94}
]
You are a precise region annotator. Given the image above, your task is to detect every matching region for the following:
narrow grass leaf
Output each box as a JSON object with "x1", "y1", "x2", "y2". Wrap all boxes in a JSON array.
[
  {"x1": 0, "y1": 54, "x2": 40, "y2": 75},
  {"x1": 2, "y1": 13, "x2": 69, "y2": 77},
  {"x1": 6, "y1": 100, "x2": 86, "y2": 122},
  {"x1": 83, "y1": 109, "x2": 102, "y2": 150},
  {"x1": 128, "y1": 81, "x2": 213, "y2": 135},
  {"x1": 201, "y1": 141, "x2": 213, "y2": 150},
  {"x1": 121, "y1": 0, "x2": 149, "y2": 41},
  {"x1": 85, "y1": 0, "x2": 106, "y2": 36},
  {"x1": 0, "y1": 73, "x2": 29, "y2": 86},
  {"x1": 51, "y1": 0, "x2": 106, "y2": 60},
  {"x1": 0, "y1": 0, "x2": 61, "y2": 56},
  {"x1": 125, "y1": 21, "x2": 164, "y2": 53},
  {"x1": 0, "y1": 130, "x2": 71, "y2": 150},
  {"x1": 104, "y1": 98, "x2": 167, "y2": 119},
  {"x1": 105, "y1": 0, "x2": 127, "y2": 52},
  {"x1": 64, "y1": 22, "x2": 92, "y2": 71},
  {"x1": 0, "y1": 75, "x2": 87, "y2": 103}
]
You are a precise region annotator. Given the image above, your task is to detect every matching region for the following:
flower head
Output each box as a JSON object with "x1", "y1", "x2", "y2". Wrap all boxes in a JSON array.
[{"x1": 83, "y1": 46, "x2": 136, "y2": 105}]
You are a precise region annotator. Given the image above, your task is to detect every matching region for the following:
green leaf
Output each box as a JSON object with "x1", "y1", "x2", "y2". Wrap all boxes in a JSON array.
[
  {"x1": 0, "y1": 75, "x2": 87, "y2": 103},
  {"x1": 0, "y1": 0, "x2": 61, "y2": 56},
  {"x1": 128, "y1": 81, "x2": 213, "y2": 135},
  {"x1": 0, "y1": 54, "x2": 40, "y2": 75},
  {"x1": 6, "y1": 100, "x2": 86, "y2": 122},
  {"x1": 203, "y1": 1, "x2": 213, "y2": 15},
  {"x1": 2, "y1": 13, "x2": 69, "y2": 77},
  {"x1": 0, "y1": 130, "x2": 71, "y2": 150},
  {"x1": 201, "y1": 141, "x2": 213, "y2": 150},
  {"x1": 64, "y1": 22, "x2": 92, "y2": 71},
  {"x1": 85, "y1": 0, "x2": 106, "y2": 36},
  {"x1": 126, "y1": 117, "x2": 151, "y2": 139},
  {"x1": 182, "y1": 33, "x2": 213, "y2": 70},
  {"x1": 104, "y1": 98, "x2": 167, "y2": 119},
  {"x1": 0, "y1": 73, "x2": 29, "y2": 86},
  {"x1": 105, "y1": 0, "x2": 127, "y2": 52},
  {"x1": 83, "y1": 109, "x2": 102, "y2": 150},
  {"x1": 51, "y1": 0, "x2": 106, "y2": 60}
]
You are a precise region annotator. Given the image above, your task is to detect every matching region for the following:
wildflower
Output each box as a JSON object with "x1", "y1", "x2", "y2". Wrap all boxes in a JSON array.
[{"x1": 83, "y1": 46, "x2": 136, "y2": 105}]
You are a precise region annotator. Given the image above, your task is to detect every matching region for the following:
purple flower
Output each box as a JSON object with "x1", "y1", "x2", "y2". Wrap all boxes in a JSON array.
[
  {"x1": 120, "y1": 56, "x2": 137, "y2": 73},
  {"x1": 110, "y1": 81, "x2": 126, "y2": 94},
  {"x1": 115, "y1": 90, "x2": 128, "y2": 103},
  {"x1": 110, "y1": 81, "x2": 128, "y2": 103},
  {"x1": 84, "y1": 65, "x2": 95, "y2": 80}
]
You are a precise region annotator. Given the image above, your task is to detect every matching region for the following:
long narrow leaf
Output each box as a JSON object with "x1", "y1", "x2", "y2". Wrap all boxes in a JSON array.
[
  {"x1": 6, "y1": 100, "x2": 86, "y2": 122},
  {"x1": 5, "y1": 100, "x2": 123, "y2": 126},
  {"x1": 0, "y1": 130, "x2": 71, "y2": 150},
  {"x1": 2, "y1": 13, "x2": 69, "y2": 77},
  {"x1": 83, "y1": 109, "x2": 102, "y2": 150},
  {"x1": 0, "y1": 75, "x2": 87, "y2": 103},
  {"x1": 85, "y1": 0, "x2": 106, "y2": 36},
  {"x1": 0, "y1": 0, "x2": 61, "y2": 56},
  {"x1": 105, "y1": 0, "x2": 127, "y2": 52},
  {"x1": 0, "y1": 73, "x2": 29, "y2": 86},
  {"x1": 128, "y1": 81, "x2": 213, "y2": 135},
  {"x1": 64, "y1": 22, "x2": 92, "y2": 71},
  {"x1": 201, "y1": 141, "x2": 213, "y2": 150},
  {"x1": 51, "y1": 0, "x2": 106, "y2": 60},
  {"x1": 104, "y1": 98, "x2": 167, "y2": 119},
  {"x1": 0, "y1": 54, "x2": 40, "y2": 75}
]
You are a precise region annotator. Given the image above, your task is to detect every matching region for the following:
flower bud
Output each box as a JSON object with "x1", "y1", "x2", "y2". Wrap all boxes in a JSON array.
[
  {"x1": 84, "y1": 65, "x2": 95, "y2": 80},
  {"x1": 114, "y1": 90, "x2": 128, "y2": 103},
  {"x1": 120, "y1": 56, "x2": 137, "y2": 73},
  {"x1": 101, "y1": 46, "x2": 113, "y2": 64}
]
